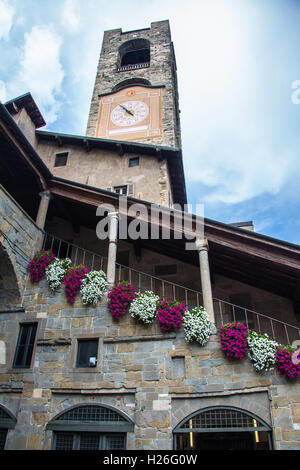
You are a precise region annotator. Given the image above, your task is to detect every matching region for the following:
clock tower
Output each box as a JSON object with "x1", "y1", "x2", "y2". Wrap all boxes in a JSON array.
[{"x1": 86, "y1": 20, "x2": 181, "y2": 148}]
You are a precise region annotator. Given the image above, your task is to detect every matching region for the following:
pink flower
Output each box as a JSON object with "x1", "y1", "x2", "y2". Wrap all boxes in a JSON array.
[
  {"x1": 218, "y1": 322, "x2": 248, "y2": 360},
  {"x1": 275, "y1": 346, "x2": 300, "y2": 379},
  {"x1": 108, "y1": 281, "x2": 135, "y2": 319},
  {"x1": 156, "y1": 299, "x2": 186, "y2": 332},
  {"x1": 63, "y1": 264, "x2": 89, "y2": 303},
  {"x1": 27, "y1": 249, "x2": 55, "y2": 283}
]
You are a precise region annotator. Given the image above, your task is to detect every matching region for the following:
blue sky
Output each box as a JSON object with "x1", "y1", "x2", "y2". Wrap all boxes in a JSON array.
[{"x1": 0, "y1": 0, "x2": 299, "y2": 244}]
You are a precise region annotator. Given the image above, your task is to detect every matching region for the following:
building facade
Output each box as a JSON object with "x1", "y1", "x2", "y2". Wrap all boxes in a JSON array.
[{"x1": 0, "y1": 20, "x2": 300, "y2": 451}]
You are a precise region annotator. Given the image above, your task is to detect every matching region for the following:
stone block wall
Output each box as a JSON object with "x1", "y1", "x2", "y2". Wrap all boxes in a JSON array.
[
  {"x1": 0, "y1": 184, "x2": 43, "y2": 307},
  {"x1": 36, "y1": 140, "x2": 173, "y2": 206},
  {"x1": 86, "y1": 20, "x2": 181, "y2": 148},
  {"x1": 0, "y1": 277, "x2": 299, "y2": 450}
]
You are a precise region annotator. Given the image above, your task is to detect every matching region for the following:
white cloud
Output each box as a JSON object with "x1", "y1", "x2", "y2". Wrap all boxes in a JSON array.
[
  {"x1": 19, "y1": 25, "x2": 64, "y2": 123},
  {"x1": 61, "y1": 0, "x2": 81, "y2": 33},
  {"x1": 0, "y1": 0, "x2": 15, "y2": 40}
]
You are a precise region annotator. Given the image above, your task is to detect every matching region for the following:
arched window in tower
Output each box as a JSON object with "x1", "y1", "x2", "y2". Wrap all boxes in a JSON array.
[
  {"x1": 46, "y1": 404, "x2": 134, "y2": 450},
  {"x1": 118, "y1": 39, "x2": 150, "y2": 70}
]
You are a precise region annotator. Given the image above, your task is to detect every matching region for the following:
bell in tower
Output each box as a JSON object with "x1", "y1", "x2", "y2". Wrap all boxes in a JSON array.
[{"x1": 86, "y1": 20, "x2": 181, "y2": 148}]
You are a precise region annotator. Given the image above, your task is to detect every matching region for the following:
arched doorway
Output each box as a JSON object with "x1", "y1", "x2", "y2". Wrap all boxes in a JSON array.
[
  {"x1": 0, "y1": 405, "x2": 17, "y2": 450},
  {"x1": 173, "y1": 406, "x2": 272, "y2": 450},
  {"x1": 46, "y1": 404, "x2": 134, "y2": 450}
]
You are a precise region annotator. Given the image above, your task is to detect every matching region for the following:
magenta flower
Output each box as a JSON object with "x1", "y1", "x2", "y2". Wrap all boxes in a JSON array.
[
  {"x1": 218, "y1": 322, "x2": 248, "y2": 360},
  {"x1": 156, "y1": 299, "x2": 186, "y2": 332},
  {"x1": 108, "y1": 281, "x2": 135, "y2": 319},
  {"x1": 275, "y1": 346, "x2": 300, "y2": 380},
  {"x1": 63, "y1": 264, "x2": 89, "y2": 304},
  {"x1": 27, "y1": 249, "x2": 55, "y2": 283}
]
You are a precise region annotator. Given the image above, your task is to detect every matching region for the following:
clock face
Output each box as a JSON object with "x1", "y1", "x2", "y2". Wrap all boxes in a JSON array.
[
  {"x1": 110, "y1": 100, "x2": 149, "y2": 127},
  {"x1": 96, "y1": 85, "x2": 162, "y2": 141}
]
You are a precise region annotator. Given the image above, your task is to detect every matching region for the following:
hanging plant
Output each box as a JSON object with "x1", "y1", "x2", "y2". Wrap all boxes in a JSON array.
[
  {"x1": 183, "y1": 306, "x2": 211, "y2": 346},
  {"x1": 129, "y1": 291, "x2": 160, "y2": 324},
  {"x1": 107, "y1": 281, "x2": 135, "y2": 320},
  {"x1": 219, "y1": 322, "x2": 248, "y2": 359},
  {"x1": 247, "y1": 331, "x2": 278, "y2": 372},
  {"x1": 80, "y1": 270, "x2": 108, "y2": 305},
  {"x1": 28, "y1": 249, "x2": 56, "y2": 283},
  {"x1": 45, "y1": 258, "x2": 72, "y2": 291},
  {"x1": 63, "y1": 264, "x2": 90, "y2": 304},
  {"x1": 156, "y1": 299, "x2": 186, "y2": 332},
  {"x1": 275, "y1": 345, "x2": 300, "y2": 380}
]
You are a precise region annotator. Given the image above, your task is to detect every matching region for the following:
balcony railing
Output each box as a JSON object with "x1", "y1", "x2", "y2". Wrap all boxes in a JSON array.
[
  {"x1": 42, "y1": 233, "x2": 108, "y2": 273},
  {"x1": 116, "y1": 62, "x2": 150, "y2": 72},
  {"x1": 42, "y1": 233, "x2": 300, "y2": 346}
]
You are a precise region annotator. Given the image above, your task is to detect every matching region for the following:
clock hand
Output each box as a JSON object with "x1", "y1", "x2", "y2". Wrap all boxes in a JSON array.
[{"x1": 119, "y1": 104, "x2": 134, "y2": 116}]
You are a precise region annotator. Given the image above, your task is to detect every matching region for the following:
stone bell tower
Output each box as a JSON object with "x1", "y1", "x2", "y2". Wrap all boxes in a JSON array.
[{"x1": 86, "y1": 20, "x2": 181, "y2": 148}]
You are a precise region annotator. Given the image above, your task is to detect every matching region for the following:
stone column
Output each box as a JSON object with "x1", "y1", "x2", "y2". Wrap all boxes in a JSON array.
[
  {"x1": 35, "y1": 190, "x2": 51, "y2": 230},
  {"x1": 106, "y1": 212, "x2": 119, "y2": 285},
  {"x1": 196, "y1": 238, "x2": 215, "y2": 325}
]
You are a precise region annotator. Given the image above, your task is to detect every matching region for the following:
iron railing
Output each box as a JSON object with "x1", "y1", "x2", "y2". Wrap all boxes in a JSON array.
[
  {"x1": 42, "y1": 233, "x2": 107, "y2": 273},
  {"x1": 43, "y1": 233, "x2": 300, "y2": 345},
  {"x1": 117, "y1": 62, "x2": 150, "y2": 72},
  {"x1": 116, "y1": 262, "x2": 300, "y2": 345}
]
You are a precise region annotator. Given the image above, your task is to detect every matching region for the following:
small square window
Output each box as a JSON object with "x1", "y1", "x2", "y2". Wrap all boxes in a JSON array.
[
  {"x1": 13, "y1": 323, "x2": 37, "y2": 368},
  {"x1": 76, "y1": 339, "x2": 98, "y2": 368},
  {"x1": 54, "y1": 152, "x2": 68, "y2": 167},
  {"x1": 129, "y1": 157, "x2": 139, "y2": 167},
  {"x1": 114, "y1": 185, "x2": 127, "y2": 195}
]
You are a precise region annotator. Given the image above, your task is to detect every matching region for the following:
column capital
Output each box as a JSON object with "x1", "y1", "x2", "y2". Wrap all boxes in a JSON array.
[
  {"x1": 38, "y1": 189, "x2": 52, "y2": 200},
  {"x1": 195, "y1": 238, "x2": 209, "y2": 252},
  {"x1": 108, "y1": 211, "x2": 119, "y2": 219}
]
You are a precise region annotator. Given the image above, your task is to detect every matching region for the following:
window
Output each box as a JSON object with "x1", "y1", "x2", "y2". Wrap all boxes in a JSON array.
[
  {"x1": 119, "y1": 39, "x2": 150, "y2": 68},
  {"x1": 54, "y1": 432, "x2": 125, "y2": 450},
  {"x1": 13, "y1": 323, "x2": 37, "y2": 368},
  {"x1": 114, "y1": 185, "x2": 127, "y2": 195},
  {"x1": 54, "y1": 152, "x2": 68, "y2": 167},
  {"x1": 173, "y1": 406, "x2": 272, "y2": 450},
  {"x1": 76, "y1": 339, "x2": 98, "y2": 368},
  {"x1": 129, "y1": 157, "x2": 139, "y2": 167},
  {"x1": 47, "y1": 404, "x2": 134, "y2": 450}
]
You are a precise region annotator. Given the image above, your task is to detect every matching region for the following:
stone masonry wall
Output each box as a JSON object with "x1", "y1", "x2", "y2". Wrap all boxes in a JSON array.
[
  {"x1": 0, "y1": 277, "x2": 299, "y2": 450},
  {"x1": 36, "y1": 140, "x2": 173, "y2": 207},
  {"x1": 86, "y1": 20, "x2": 181, "y2": 148},
  {"x1": 0, "y1": 184, "x2": 43, "y2": 306}
]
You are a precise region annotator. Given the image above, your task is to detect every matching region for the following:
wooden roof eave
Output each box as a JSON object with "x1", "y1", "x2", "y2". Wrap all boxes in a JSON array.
[{"x1": 48, "y1": 176, "x2": 300, "y2": 276}]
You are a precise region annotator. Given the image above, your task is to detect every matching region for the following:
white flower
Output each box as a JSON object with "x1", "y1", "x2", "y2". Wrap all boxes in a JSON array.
[
  {"x1": 46, "y1": 257, "x2": 71, "y2": 291},
  {"x1": 247, "y1": 331, "x2": 278, "y2": 372},
  {"x1": 183, "y1": 306, "x2": 211, "y2": 346},
  {"x1": 80, "y1": 270, "x2": 107, "y2": 305},
  {"x1": 129, "y1": 291, "x2": 160, "y2": 324}
]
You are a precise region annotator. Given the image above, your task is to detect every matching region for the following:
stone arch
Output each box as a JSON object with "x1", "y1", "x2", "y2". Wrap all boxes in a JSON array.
[
  {"x1": 171, "y1": 392, "x2": 272, "y2": 430},
  {"x1": 0, "y1": 404, "x2": 17, "y2": 450},
  {"x1": 119, "y1": 38, "x2": 150, "y2": 67},
  {"x1": 173, "y1": 405, "x2": 273, "y2": 450},
  {"x1": 0, "y1": 243, "x2": 22, "y2": 309},
  {"x1": 112, "y1": 77, "x2": 151, "y2": 93},
  {"x1": 47, "y1": 402, "x2": 134, "y2": 428},
  {"x1": 46, "y1": 403, "x2": 134, "y2": 450}
]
